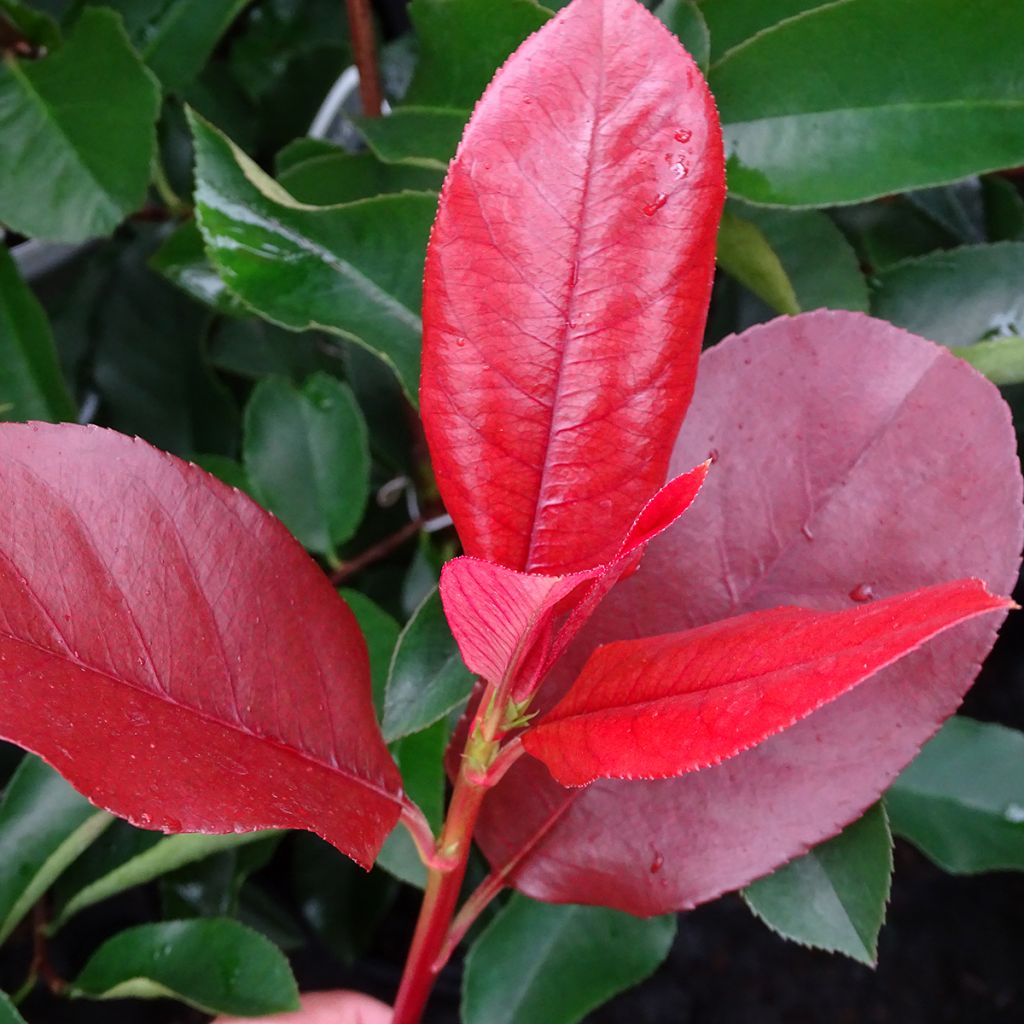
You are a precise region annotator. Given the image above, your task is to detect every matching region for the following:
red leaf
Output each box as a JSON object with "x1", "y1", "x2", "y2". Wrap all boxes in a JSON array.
[
  {"x1": 523, "y1": 580, "x2": 1011, "y2": 786},
  {"x1": 0, "y1": 424, "x2": 402, "y2": 869},
  {"x1": 474, "y1": 311, "x2": 1023, "y2": 914},
  {"x1": 421, "y1": 0, "x2": 724, "y2": 575},
  {"x1": 440, "y1": 464, "x2": 707, "y2": 697}
]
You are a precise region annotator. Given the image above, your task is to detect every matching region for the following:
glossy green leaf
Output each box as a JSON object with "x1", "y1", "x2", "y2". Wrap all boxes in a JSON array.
[
  {"x1": 743, "y1": 804, "x2": 892, "y2": 966},
  {"x1": 953, "y1": 335, "x2": 1024, "y2": 387},
  {"x1": 463, "y1": 894, "x2": 676, "y2": 1024},
  {"x1": 243, "y1": 373, "x2": 369, "y2": 561},
  {"x1": 724, "y1": 199, "x2": 868, "y2": 311},
  {"x1": 711, "y1": 0, "x2": 1024, "y2": 206},
  {"x1": 150, "y1": 221, "x2": 248, "y2": 316},
  {"x1": 190, "y1": 111, "x2": 434, "y2": 401},
  {"x1": 887, "y1": 717, "x2": 1024, "y2": 873},
  {"x1": 52, "y1": 830, "x2": 280, "y2": 932},
  {"x1": 656, "y1": 0, "x2": 709, "y2": 71},
  {"x1": 357, "y1": 108, "x2": 467, "y2": 171},
  {"x1": 0, "y1": 993, "x2": 26, "y2": 1024},
  {"x1": 0, "y1": 8, "x2": 160, "y2": 241},
  {"x1": 405, "y1": 0, "x2": 550, "y2": 108},
  {"x1": 701, "y1": 0, "x2": 834, "y2": 63},
  {"x1": 383, "y1": 587, "x2": 475, "y2": 742},
  {"x1": 871, "y1": 242, "x2": 1024, "y2": 347},
  {"x1": 102, "y1": 0, "x2": 252, "y2": 93},
  {"x1": 340, "y1": 589, "x2": 400, "y2": 716},
  {"x1": 0, "y1": 246, "x2": 75, "y2": 421},
  {"x1": 279, "y1": 151, "x2": 443, "y2": 204},
  {"x1": 0, "y1": 756, "x2": 112, "y2": 944},
  {"x1": 377, "y1": 718, "x2": 448, "y2": 887},
  {"x1": 70, "y1": 919, "x2": 299, "y2": 1016}
]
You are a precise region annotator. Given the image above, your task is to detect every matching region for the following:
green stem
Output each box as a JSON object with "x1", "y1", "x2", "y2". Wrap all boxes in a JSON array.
[{"x1": 151, "y1": 156, "x2": 189, "y2": 217}]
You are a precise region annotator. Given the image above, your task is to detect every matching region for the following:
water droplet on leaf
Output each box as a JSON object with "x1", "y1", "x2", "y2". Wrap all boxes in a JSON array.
[
  {"x1": 800, "y1": 524, "x2": 814, "y2": 541},
  {"x1": 849, "y1": 583, "x2": 875, "y2": 603},
  {"x1": 674, "y1": 128, "x2": 692, "y2": 143},
  {"x1": 642, "y1": 193, "x2": 668, "y2": 217}
]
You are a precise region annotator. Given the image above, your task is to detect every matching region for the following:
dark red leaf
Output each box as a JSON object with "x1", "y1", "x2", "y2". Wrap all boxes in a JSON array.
[
  {"x1": 0, "y1": 424, "x2": 402, "y2": 868},
  {"x1": 524, "y1": 580, "x2": 1011, "y2": 786},
  {"x1": 474, "y1": 311, "x2": 1024, "y2": 913},
  {"x1": 420, "y1": 0, "x2": 724, "y2": 575},
  {"x1": 440, "y1": 464, "x2": 707, "y2": 697}
]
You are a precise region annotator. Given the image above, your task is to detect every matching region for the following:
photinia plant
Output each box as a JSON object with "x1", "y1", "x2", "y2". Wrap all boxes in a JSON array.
[{"x1": 0, "y1": 0, "x2": 1021, "y2": 1021}]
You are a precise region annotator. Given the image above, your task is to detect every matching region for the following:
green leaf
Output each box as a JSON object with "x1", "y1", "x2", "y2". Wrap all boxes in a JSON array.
[
  {"x1": 150, "y1": 221, "x2": 248, "y2": 316},
  {"x1": 101, "y1": 0, "x2": 252, "y2": 93},
  {"x1": 339, "y1": 589, "x2": 400, "y2": 716},
  {"x1": 743, "y1": 804, "x2": 892, "y2": 966},
  {"x1": 275, "y1": 137, "x2": 344, "y2": 174},
  {"x1": 717, "y1": 201, "x2": 868, "y2": 314},
  {"x1": 870, "y1": 242, "x2": 1024, "y2": 347},
  {"x1": 711, "y1": 0, "x2": 1024, "y2": 206},
  {"x1": 953, "y1": 335, "x2": 1024, "y2": 387},
  {"x1": 377, "y1": 718, "x2": 448, "y2": 887},
  {"x1": 983, "y1": 175, "x2": 1024, "y2": 242},
  {"x1": 357, "y1": 107, "x2": 467, "y2": 170},
  {"x1": 405, "y1": 0, "x2": 550, "y2": 109},
  {"x1": 905, "y1": 182, "x2": 986, "y2": 246},
  {"x1": 280, "y1": 150, "x2": 444, "y2": 204},
  {"x1": 243, "y1": 373, "x2": 369, "y2": 560},
  {"x1": 52, "y1": 829, "x2": 280, "y2": 932},
  {"x1": 656, "y1": 0, "x2": 709, "y2": 71},
  {"x1": 192, "y1": 454, "x2": 253, "y2": 495},
  {"x1": 0, "y1": 8, "x2": 160, "y2": 242},
  {"x1": 701, "y1": 0, "x2": 834, "y2": 63},
  {"x1": 189, "y1": 111, "x2": 434, "y2": 402},
  {"x1": 207, "y1": 318, "x2": 340, "y2": 382},
  {"x1": 462, "y1": 894, "x2": 676, "y2": 1024},
  {"x1": 70, "y1": 919, "x2": 299, "y2": 1016},
  {"x1": 0, "y1": 756, "x2": 113, "y2": 944},
  {"x1": 0, "y1": 993, "x2": 27, "y2": 1024},
  {"x1": 383, "y1": 587, "x2": 475, "y2": 742},
  {"x1": 0, "y1": 246, "x2": 75, "y2": 421},
  {"x1": 887, "y1": 717, "x2": 1024, "y2": 873}
]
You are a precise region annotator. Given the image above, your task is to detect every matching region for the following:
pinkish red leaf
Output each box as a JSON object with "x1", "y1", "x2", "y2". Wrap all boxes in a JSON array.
[
  {"x1": 0, "y1": 423, "x2": 402, "y2": 869},
  {"x1": 523, "y1": 580, "x2": 1011, "y2": 786},
  {"x1": 420, "y1": 0, "x2": 724, "y2": 575},
  {"x1": 474, "y1": 311, "x2": 1023, "y2": 914},
  {"x1": 440, "y1": 464, "x2": 707, "y2": 697}
]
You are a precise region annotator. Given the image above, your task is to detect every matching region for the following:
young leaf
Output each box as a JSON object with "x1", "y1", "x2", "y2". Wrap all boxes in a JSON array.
[
  {"x1": 0, "y1": 756, "x2": 112, "y2": 944},
  {"x1": 70, "y1": 919, "x2": 300, "y2": 1016},
  {"x1": 382, "y1": 588, "x2": 475, "y2": 743},
  {"x1": 52, "y1": 831, "x2": 280, "y2": 932},
  {"x1": 953, "y1": 336, "x2": 1024, "y2": 388},
  {"x1": 420, "y1": 0, "x2": 725, "y2": 575},
  {"x1": 462, "y1": 894, "x2": 676, "y2": 1024},
  {"x1": 743, "y1": 804, "x2": 893, "y2": 966},
  {"x1": 474, "y1": 310, "x2": 1023, "y2": 916},
  {"x1": 523, "y1": 581, "x2": 1009, "y2": 787},
  {"x1": 0, "y1": 247, "x2": 76, "y2": 422},
  {"x1": 0, "y1": 422, "x2": 402, "y2": 869},
  {"x1": 243, "y1": 374, "x2": 370, "y2": 561},
  {"x1": 887, "y1": 716, "x2": 1024, "y2": 873},
  {"x1": 0, "y1": 8, "x2": 160, "y2": 242},
  {"x1": 871, "y1": 242, "x2": 1024, "y2": 347},
  {"x1": 712, "y1": 0, "x2": 1024, "y2": 205},
  {"x1": 189, "y1": 111, "x2": 435, "y2": 402}
]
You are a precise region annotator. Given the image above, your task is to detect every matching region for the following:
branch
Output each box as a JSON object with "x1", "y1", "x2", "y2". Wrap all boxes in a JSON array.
[
  {"x1": 329, "y1": 516, "x2": 424, "y2": 585},
  {"x1": 344, "y1": 0, "x2": 384, "y2": 118}
]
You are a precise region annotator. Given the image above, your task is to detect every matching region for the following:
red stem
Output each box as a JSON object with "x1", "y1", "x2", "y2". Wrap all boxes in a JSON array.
[
  {"x1": 344, "y1": 0, "x2": 383, "y2": 118},
  {"x1": 329, "y1": 517, "x2": 423, "y2": 585}
]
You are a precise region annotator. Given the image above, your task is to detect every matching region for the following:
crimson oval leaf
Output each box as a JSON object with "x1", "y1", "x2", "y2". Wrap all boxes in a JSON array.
[
  {"x1": 0, "y1": 423, "x2": 402, "y2": 869},
  {"x1": 475, "y1": 310, "x2": 1023, "y2": 914},
  {"x1": 421, "y1": 0, "x2": 724, "y2": 574}
]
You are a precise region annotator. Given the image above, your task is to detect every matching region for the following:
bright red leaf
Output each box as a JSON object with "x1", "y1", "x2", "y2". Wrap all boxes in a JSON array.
[
  {"x1": 523, "y1": 580, "x2": 1011, "y2": 786},
  {"x1": 420, "y1": 0, "x2": 724, "y2": 575},
  {"x1": 440, "y1": 464, "x2": 708, "y2": 696},
  {"x1": 0, "y1": 424, "x2": 402, "y2": 868},
  {"x1": 472, "y1": 311, "x2": 1023, "y2": 914}
]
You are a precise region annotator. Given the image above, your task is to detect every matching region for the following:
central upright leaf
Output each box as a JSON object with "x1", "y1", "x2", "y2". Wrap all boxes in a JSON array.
[{"x1": 420, "y1": 0, "x2": 724, "y2": 574}]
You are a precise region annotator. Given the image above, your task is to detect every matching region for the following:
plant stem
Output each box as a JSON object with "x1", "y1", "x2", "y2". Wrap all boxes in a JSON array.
[
  {"x1": 344, "y1": 0, "x2": 383, "y2": 118},
  {"x1": 329, "y1": 516, "x2": 424, "y2": 585},
  {"x1": 392, "y1": 771, "x2": 487, "y2": 1023}
]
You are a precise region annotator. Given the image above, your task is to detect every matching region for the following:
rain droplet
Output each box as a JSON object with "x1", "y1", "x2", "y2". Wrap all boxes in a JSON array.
[
  {"x1": 708, "y1": 448, "x2": 720, "y2": 464},
  {"x1": 138, "y1": 813, "x2": 153, "y2": 827},
  {"x1": 800, "y1": 524, "x2": 814, "y2": 541},
  {"x1": 642, "y1": 193, "x2": 669, "y2": 217},
  {"x1": 570, "y1": 260, "x2": 580, "y2": 286},
  {"x1": 674, "y1": 128, "x2": 692, "y2": 143},
  {"x1": 670, "y1": 161, "x2": 688, "y2": 180},
  {"x1": 650, "y1": 850, "x2": 664, "y2": 874},
  {"x1": 1003, "y1": 802, "x2": 1024, "y2": 824},
  {"x1": 849, "y1": 583, "x2": 875, "y2": 603},
  {"x1": 455, "y1": 336, "x2": 466, "y2": 348}
]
